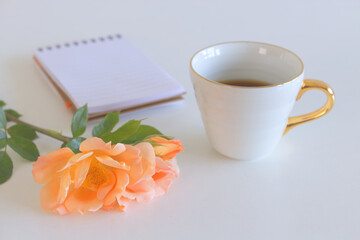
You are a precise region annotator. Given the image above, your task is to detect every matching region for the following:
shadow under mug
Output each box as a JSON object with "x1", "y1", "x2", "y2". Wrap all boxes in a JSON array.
[{"x1": 190, "y1": 41, "x2": 335, "y2": 160}]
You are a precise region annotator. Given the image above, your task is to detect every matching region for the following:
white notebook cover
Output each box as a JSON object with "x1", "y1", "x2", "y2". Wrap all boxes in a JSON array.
[{"x1": 34, "y1": 35, "x2": 185, "y2": 116}]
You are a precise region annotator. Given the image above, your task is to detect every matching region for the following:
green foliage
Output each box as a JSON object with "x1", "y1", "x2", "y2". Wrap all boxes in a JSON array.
[
  {"x1": 66, "y1": 105, "x2": 89, "y2": 152},
  {"x1": 92, "y1": 111, "x2": 119, "y2": 137},
  {"x1": 8, "y1": 124, "x2": 38, "y2": 140},
  {"x1": 97, "y1": 118, "x2": 171, "y2": 145},
  {"x1": 0, "y1": 108, "x2": 6, "y2": 129},
  {"x1": 71, "y1": 105, "x2": 88, "y2": 137},
  {"x1": 0, "y1": 151, "x2": 13, "y2": 184},
  {"x1": 4, "y1": 109, "x2": 22, "y2": 119},
  {"x1": 0, "y1": 101, "x2": 175, "y2": 185},
  {"x1": 8, "y1": 137, "x2": 39, "y2": 161},
  {"x1": 100, "y1": 119, "x2": 142, "y2": 144},
  {"x1": 122, "y1": 125, "x2": 170, "y2": 145},
  {"x1": 0, "y1": 130, "x2": 6, "y2": 149},
  {"x1": 63, "y1": 137, "x2": 86, "y2": 153},
  {"x1": 122, "y1": 125, "x2": 162, "y2": 144}
]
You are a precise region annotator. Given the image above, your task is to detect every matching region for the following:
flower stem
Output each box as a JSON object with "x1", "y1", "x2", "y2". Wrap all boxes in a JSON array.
[{"x1": 5, "y1": 112, "x2": 72, "y2": 143}]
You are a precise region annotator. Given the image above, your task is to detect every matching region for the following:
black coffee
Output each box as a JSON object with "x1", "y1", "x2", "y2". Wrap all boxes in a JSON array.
[{"x1": 219, "y1": 79, "x2": 271, "y2": 87}]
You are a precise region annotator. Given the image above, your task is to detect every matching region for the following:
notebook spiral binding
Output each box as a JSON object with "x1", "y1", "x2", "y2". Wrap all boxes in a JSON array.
[{"x1": 37, "y1": 34, "x2": 122, "y2": 52}]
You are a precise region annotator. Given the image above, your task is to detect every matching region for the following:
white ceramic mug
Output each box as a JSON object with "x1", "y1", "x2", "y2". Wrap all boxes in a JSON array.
[{"x1": 190, "y1": 41, "x2": 335, "y2": 160}]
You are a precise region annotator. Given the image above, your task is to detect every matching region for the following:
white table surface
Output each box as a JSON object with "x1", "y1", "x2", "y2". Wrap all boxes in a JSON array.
[{"x1": 0, "y1": 0, "x2": 359, "y2": 239}]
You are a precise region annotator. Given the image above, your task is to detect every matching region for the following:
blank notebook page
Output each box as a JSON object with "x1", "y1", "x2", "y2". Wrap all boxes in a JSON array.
[{"x1": 34, "y1": 36, "x2": 185, "y2": 114}]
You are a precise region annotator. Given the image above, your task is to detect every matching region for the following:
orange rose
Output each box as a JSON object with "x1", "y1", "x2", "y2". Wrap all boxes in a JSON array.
[
  {"x1": 32, "y1": 137, "x2": 181, "y2": 215},
  {"x1": 150, "y1": 136, "x2": 183, "y2": 160}
]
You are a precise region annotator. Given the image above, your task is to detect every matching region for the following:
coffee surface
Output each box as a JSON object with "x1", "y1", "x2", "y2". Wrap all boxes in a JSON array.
[{"x1": 219, "y1": 79, "x2": 271, "y2": 87}]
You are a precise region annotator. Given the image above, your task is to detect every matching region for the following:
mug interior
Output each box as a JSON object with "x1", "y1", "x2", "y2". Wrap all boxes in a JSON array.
[{"x1": 190, "y1": 42, "x2": 303, "y2": 86}]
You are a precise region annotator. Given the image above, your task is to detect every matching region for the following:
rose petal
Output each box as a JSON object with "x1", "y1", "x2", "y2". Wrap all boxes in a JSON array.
[
  {"x1": 153, "y1": 157, "x2": 179, "y2": 197},
  {"x1": 135, "y1": 142, "x2": 156, "y2": 179},
  {"x1": 74, "y1": 158, "x2": 92, "y2": 188},
  {"x1": 103, "y1": 170, "x2": 129, "y2": 206},
  {"x1": 40, "y1": 171, "x2": 71, "y2": 211},
  {"x1": 168, "y1": 158, "x2": 180, "y2": 176},
  {"x1": 155, "y1": 156, "x2": 171, "y2": 171},
  {"x1": 154, "y1": 173, "x2": 175, "y2": 197},
  {"x1": 113, "y1": 145, "x2": 143, "y2": 184},
  {"x1": 127, "y1": 176, "x2": 156, "y2": 192},
  {"x1": 40, "y1": 178, "x2": 61, "y2": 211},
  {"x1": 101, "y1": 204, "x2": 114, "y2": 211},
  {"x1": 112, "y1": 143, "x2": 126, "y2": 155},
  {"x1": 97, "y1": 169, "x2": 116, "y2": 200},
  {"x1": 79, "y1": 137, "x2": 125, "y2": 156},
  {"x1": 125, "y1": 177, "x2": 156, "y2": 202},
  {"x1": 116, "y1": 196, "x2": 130, "y2": 212},
  {"x1": 33, "y1": 148, "x2": 74, "y2": 184},
  {"x1": 64, "y1": 187, "x2": 103, "y2": 214},
  {"x1": 122, "y1": 190, "x2": 155, "y2": 202},
  {"x1": 55, "y1": 205, "x2": 69, "y2": 215},
  {"x1": 59, "y1": 169, "x2": 71, "y2": 203},
  {"x1": 95, "y1": 155, "x2": 129, "y2": 170},
  {"x1": 58, "y1": 152, "x2": 93, "y2": 172},
  {"x1": 155, "y1": 157, "x2": 179, "y2": 177}
]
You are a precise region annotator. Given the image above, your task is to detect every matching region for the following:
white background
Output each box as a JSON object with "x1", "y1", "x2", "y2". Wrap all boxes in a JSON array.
[{"x1": 0, "y1": 0, "x2": 359, "y2": 239}]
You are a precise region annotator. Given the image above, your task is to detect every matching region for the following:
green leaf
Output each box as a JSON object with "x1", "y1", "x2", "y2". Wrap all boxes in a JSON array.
[
  {"x1": 64, "y1": 137, "x2": 86, "y2": 153},
  {"x1": 143, "y1": 139, "x2": 164, "y2": 147},
  {"x1": 0, "y1": 101, "x2": 5, "y2": 108},
  {"x1": 8, "y1": 124, "x2": 38, "y2": 140},
  {"x1": 0, "y1": 130, "x2": 6, "y2": 149},
  {"x1": 8, "y1": 137, "x2": 39, "y2": 161},
  {"x1": 92, "y1": 111, "x2": 119, "y2": 137},
  {"x1": 122, "y1": 125, "x2": 163, "y2": 144},
  {"x1": 101, "y1": 120, "x2": 142, "y2": 144},
  {"x1": 0, "y1": 108, "x2": 6, "y2": 129},
  {"x1": 71, "y1": 105, "x2": 88, "y2": 137},
  {"x1": 4, "y1": 109, "x2": 22, "y2": 119},
  {"x1": 0, "y1": 151, "x2": 13, "y2": 184}
]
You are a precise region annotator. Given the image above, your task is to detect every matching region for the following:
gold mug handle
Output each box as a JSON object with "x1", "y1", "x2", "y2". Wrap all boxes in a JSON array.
[{"x1": 284, "y1": 79, "x2": 335, "y2": 135}]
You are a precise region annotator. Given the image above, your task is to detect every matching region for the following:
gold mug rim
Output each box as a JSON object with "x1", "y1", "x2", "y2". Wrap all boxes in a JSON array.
[{"x1": 190, "y1": 41, "x2": 305, "y2": 89}]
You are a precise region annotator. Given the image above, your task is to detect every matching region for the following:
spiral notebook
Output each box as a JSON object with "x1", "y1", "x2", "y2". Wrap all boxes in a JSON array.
[{"x1": 34, "y1": 34, "x2": 185, "y2": 119}]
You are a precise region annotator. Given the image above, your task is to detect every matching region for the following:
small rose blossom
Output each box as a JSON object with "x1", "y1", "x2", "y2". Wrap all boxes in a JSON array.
[{"x1": 150, "y1": 136, "x2": 183, "y2": 160}]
